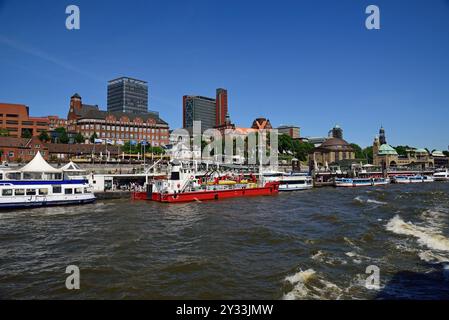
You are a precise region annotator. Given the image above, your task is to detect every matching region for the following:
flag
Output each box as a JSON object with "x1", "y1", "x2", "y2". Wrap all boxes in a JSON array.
[
  {"x1": 116, "y1": 140, "x2": 125, "y2": 146},
  {"x1": 141, "y1": 140, "x2": 148, "y2": 146},
  {"x1": 94, "y1": 139, "x2": 103, "y2": 144}
]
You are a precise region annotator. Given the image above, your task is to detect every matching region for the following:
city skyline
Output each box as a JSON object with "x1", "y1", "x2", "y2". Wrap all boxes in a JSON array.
[{"x1": 0, "y1": 0, "x2": 448, "y2": 150}]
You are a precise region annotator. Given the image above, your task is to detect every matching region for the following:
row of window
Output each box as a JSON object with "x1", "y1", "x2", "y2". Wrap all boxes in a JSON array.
[
  {"x1": 5, "y1": 150, "x2": 46, "y2": 158},
  {"x1": 79, "y1": 124, "x2": 167, "y2": 133},
  {"x1": 0, "y1": 120, "x2": 48, "y2": 126},
  {"x1": 1, "y1": 186, "x2": 88, "y2": 197}
]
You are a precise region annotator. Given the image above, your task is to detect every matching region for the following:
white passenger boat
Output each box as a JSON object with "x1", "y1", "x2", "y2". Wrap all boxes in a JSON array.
[
  {"x1": 262, "y1": 172, "x2": 313, "y2": 191},
  {"x1": 335, "y1": 178, "x2": 389, "y2": 187},
  {"x1": 433, "y1": 169, "x2": 449, "y2": 182},
  {"x1": 393, "y1": 175, "x2": 434, "y2": 184},
  {"x1": 0, "y1": 152, "x2": 95, "y2": 209}
]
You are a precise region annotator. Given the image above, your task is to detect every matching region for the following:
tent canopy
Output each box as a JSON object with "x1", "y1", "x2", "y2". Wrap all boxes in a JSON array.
[
  {"x1": 60, "y1": 161, "x2": 84, "y2": 172},
  {"x1": 20, "y1": 151, "x2": 62, "y2": 173}
]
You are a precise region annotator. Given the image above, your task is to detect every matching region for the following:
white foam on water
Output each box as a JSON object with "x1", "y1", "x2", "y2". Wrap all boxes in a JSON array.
[
  {"x1": 354, "y1": 196, "x2": 387, "y2": 205},
  {"x1": 283, "y1": 268, "x2": 343, "y2": 300},
  {"x1": 310, "y1": 250, "x2": 347, "y2": 266},
  {"x1": 418, "y1": 250, "x2": 449, "y2": 263},
  {"x1": 386, "y1": 215, "x2": 449, "y2": 252}
]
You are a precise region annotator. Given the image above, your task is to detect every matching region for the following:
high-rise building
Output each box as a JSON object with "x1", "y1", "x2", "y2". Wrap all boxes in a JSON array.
[
  {"x1": 182, "y1": 95, "x2": 216, "y2": 132},
  {"x1": 215, "y1": 88, "x2": 228, "y2": 127},
  {"x1": 107, "y1": 77, "x2": 148, "y2": 114}
]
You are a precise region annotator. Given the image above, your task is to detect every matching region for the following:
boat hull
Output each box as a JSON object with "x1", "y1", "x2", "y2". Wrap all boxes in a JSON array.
[
  {"x1": 151, "y1": 183, "x2": 279, "y2": 203},
  {"x1": 0, "y1": 197, "x2": 96, "y2": 210}
]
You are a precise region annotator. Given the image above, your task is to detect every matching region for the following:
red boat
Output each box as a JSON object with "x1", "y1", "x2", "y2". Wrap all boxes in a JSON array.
[{"x1": 133, "y1": 160, "x2": 279, "y2": 203}]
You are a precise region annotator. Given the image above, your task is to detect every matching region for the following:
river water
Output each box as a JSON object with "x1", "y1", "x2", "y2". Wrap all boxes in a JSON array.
[{"x1": 1, "y1": 183, "x2": 449, "y2": 299}]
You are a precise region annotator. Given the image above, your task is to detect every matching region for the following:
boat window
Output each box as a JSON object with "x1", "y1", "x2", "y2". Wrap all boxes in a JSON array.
[
  {"x1": 2, "y1": 189, "x2": 13, "y2": 196},
  {"x1": 14, "y1": 189, "x2": 25, "y2": 196},
  {"x1": 39, "y1": 188, "x2": 49, "y2": 195},
  {"x1": 75, "y1": 188, "x2": 83, "y2": 194},
  {"x1": 64, "y1": 189, "x2": 73, "y2": 195},
  {"x1": 84, "y1": 188, "x2": 89, "y2": 193},
  {"x1": 52, "y1": 186, "x2": 62, "y2": 194},
  {"x1": 23, "y1": 172, "x2": 43, "y2": 180},
  {"x1": 170, "y1": 172, "x2": 180, "y2": 180},
  {"x1": 0, "y1": 174, "x2": 2, "y2": 180},
  {"x1": 5, "y1": 172, "x2": 21, "y2": 180},
  {"x1": 26, "y1": 189, "x2": 37, "y2": 196}
]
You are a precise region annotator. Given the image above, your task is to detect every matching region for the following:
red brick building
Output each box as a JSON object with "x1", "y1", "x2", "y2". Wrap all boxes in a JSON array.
[
  {"x1": 67, "y1": 94, "x2": 170, "y2": 146},
  {"x1": 0, "y1": 103, "x2": 50, "y2": 137},
  {"x1": 0, "y1": 136, "x2": 49, "y2": 162}
]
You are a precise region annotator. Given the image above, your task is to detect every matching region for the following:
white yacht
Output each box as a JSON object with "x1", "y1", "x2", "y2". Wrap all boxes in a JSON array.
[
  {"x1": 263, "y1": 172, "x2": 313, "y2": 191},
  {"x1": 433, "y1": 169, "x2": 449, "y2": 182},
  {"x1": 0, "y1": 152, "x2": 95, "y2": 209}
]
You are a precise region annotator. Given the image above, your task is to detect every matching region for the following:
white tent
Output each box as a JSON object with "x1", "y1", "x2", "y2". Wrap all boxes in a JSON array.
[
  {"x1": 20, "y1": 151, "x2": 62, "y2": 173},
  {"x1": 60, "y1": 161, "x2": 84, "y2": 172}
]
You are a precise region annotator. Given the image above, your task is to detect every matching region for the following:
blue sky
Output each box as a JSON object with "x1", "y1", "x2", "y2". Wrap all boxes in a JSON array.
[{"x1": 0, "y1": 0, "x2": 448, "y2": 150}]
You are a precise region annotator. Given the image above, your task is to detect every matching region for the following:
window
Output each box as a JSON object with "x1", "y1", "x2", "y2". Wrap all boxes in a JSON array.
[
  {"x1": 2, "y1": 189, "x2": 13, "y2": 196},
  {"x1": 14, "y1": 189, "x2": 25, "y2": 196},
  {"x1": 75, "y1": 188, "x2": 82, "y2": 194},
  {"x1": 84, "y1": 188, "x2": 89, "y2": 193},
  {"x1": 64, "y1": 188, "x2": 73, "y2": 194},
  {"x1": 8, "y1": 151, "x2": 14, "y2": 157},
  {"x1": 39, "y1": 188, "x2": 48, "y2": 195},
  {"x1": 26, "y1": 189, "x2": 37, "y2": 196},
  {"x1": 52, "y1": 186, "x2": 62, "y2": 194}
]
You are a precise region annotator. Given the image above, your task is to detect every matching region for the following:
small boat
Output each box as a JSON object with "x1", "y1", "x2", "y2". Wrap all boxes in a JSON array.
[
  {"x1": 392, "y1": 176, "x2": 411, "y2": 184},
  {"x1": 139, "y1": 160, "x2": 279, "y2": 203},
  {"x1": 262, "y1": 172, "x2": 313, "y2": 191},
  {"x1": 0, "y1": 152, "x2": 96, "y2": 209},
  {"x1": 433, "y1": 169, "x2": 449, "y2": 182},
  {"x1": 335, "y1": 177, "x2": 390, "y2": 187}
]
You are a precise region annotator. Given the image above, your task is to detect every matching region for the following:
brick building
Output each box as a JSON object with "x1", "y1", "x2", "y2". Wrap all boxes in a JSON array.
[
  {"x1": 0, "y1": 136, "x2": 49, "y2": 162},
  {"x1": 67, "y1": 94, "x2": 170, "y2": 146},
  {"x1": 0, "y1": 103, "x2": 50, "y2": 137}
]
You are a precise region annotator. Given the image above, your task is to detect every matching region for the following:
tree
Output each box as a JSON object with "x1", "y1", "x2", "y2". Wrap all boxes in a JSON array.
[
  {"x1": 38, "y1": 130, "x2": 50, "y2": 142},
  {"x1": 21, "y1": 129, "x2": 32, "y2": 139},
  {"x1": 54, "y1": 127, "x2": 69, "y2": 144},
  {"x1": 0, "y1": 128, "x2": 9, "y2": 137},
  {"x1": 350, "y1": 143, "x2": 365, "y2": 159},
  {"x1": 0, "y1": 149, "x2": 3, "y2": 162},
  {"x1": 89, "y1": 132, "x2": 98, "y2": 144},
  {"x1": 394, "y1": 145, "x2": 411, "y2": 157},
  {"x1": 443, "y1": 151, "x2": 449, "y2": 157},
  {"x1": 75, "y1": 132, "x2": 85, "y2": 144},
  {"x1": 362, "y1": 146, "x2": 373, "y2": 163}
]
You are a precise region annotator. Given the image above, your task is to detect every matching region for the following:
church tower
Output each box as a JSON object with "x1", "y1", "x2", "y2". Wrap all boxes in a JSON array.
[
  {"x1": 373, "y1": 136, "x2": 380, "y2": 166},
  {"x1": 379, "y1": 126, "x2": 387, "y2": 145}
]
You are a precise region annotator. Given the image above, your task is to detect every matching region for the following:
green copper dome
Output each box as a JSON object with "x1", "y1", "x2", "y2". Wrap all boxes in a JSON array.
[{"x1": 378, "y1": 144, "x2": 398, "y2": 155}]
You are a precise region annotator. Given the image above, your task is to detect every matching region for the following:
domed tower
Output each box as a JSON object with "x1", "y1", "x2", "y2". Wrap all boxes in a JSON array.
[{"x1": 379, "y1": 126, "x2": 387, "y2": 145}]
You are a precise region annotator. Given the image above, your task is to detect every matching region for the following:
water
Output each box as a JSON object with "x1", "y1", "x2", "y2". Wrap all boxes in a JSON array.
[{"x1": 1, "y1": 183, "x2": 449, "y2": 299}]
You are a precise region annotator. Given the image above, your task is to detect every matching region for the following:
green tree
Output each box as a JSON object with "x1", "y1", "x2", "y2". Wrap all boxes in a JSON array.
[
  {"x1": 75, "y1": 132, "x2": 85, "y2": 144},
  {"x1": 54, "y1": 127, "x2": 69, "y2": 144},
  {"x1": 0, "y1": 128, "x2": 9, "y2": 137},
  {"x1": 89, "y1": 132, "x2": 98, "y2": 144},
  {"x1": 362, "y1": 146, "x2": 373, "y2": 163},
  {"x1": 443, "y1": 151, "x2": 449, "y2": 157},
  {"x1": 350, "y1": 143, "x2": 365, "y2": 159},
  {"x1": 38, "y1": 130, "x2": 50, "y2": 142},
  {"x1": 394, "y1": 145, "x2": 411, "y2": 156},
  {"x1": 21, "y1": 129, "x2": 32, "y2": 139}
]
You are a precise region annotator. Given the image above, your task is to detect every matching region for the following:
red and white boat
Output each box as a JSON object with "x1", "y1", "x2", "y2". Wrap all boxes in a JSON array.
[{"x1": 133, "y1": 160, "x2": 279, "y2": 203}]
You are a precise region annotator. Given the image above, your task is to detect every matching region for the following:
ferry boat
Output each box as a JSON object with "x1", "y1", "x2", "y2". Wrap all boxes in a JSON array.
[
  {"x1": 433, "y1": 169, "x2": 449, "y2": 182},
  {"x1": 262, "y1": 172, "x2": 313, "y2": 191},
  {"x1": 138, "y1": 160, "x2": 279, "y2": 203},
  {"x1": 0, "y1": 152, "x2": 95, "y2": 209},
  {"x1": 393, "y1": 175, "x2": 434, "y2": 184},
  {"x1": 335, "y1": 177, "x2": 390, "y2": 187}
]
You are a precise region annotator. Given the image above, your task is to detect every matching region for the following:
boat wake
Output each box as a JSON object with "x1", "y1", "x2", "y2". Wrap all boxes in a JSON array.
[{"x1": 354, "y1": 196, "x2": 387, "y2": 206}]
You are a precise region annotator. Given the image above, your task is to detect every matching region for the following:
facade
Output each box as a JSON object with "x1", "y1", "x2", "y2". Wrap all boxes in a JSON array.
[
  {"x1": 0, "y1": 103, "x2": 50, "y2": 137},
  {"x1": 183, "y1": 88, "x2": 229, "y2": 132},
  {"x1": 432, "y1": 151, "x2": 449, "y2": 168},
  {"x1": 67, "y1": 94, "x2": 169, "y2": 147},
  {"x1": 215, "y1": 88, "x2": 228, "y2": 127},
  {"x1": 0, "y1": 136, "x2": 49, "y2": 162},
  {"x1": 372, "y1": 127, "x2": 434, "y2": 169},
  {"x1": 107, "y1": 77, "x2": 148, "y2": 114},
  {"x1": 309, "y1": 137, "x2": 356, "y2": 169},
  {"x1": 47, "y1": 115, "x2": 67, "y2": 131},
  {"x1": 183, "y1": 95, "x2": 217, "y2": 132},
  {"x1": 278, "y1": 125, "x2": 300, "y2": 139}
]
